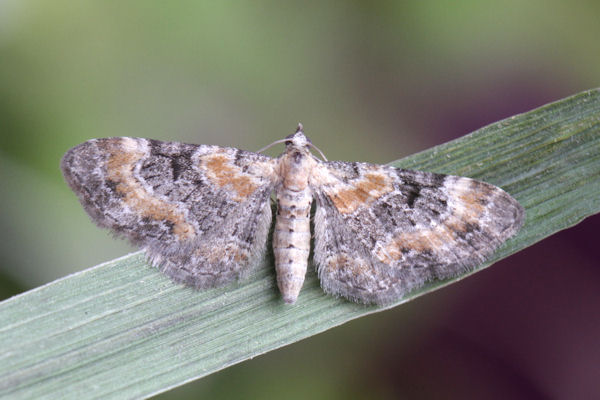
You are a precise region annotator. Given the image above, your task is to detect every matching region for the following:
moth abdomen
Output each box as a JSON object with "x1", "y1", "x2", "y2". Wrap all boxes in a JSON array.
[{"x1": 273, "y1": 187, "x2": 312, "y2": 304}]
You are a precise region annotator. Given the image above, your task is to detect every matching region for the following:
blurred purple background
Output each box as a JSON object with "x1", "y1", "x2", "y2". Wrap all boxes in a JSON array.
[{"x1": 0, "y1": 2, "x2": 598, "y2": 399}]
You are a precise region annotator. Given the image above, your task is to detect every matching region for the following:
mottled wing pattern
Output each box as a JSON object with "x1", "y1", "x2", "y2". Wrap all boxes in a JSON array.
[
  {"x1": 311, "y1": 161, "x2": 524, "y2": 304},
  {"x1": 61, "y1": 137, "x2": 278, "y2": 288}
]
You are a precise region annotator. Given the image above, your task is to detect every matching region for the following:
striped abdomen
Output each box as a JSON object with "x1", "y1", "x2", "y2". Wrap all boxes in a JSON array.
[{"x1": 273, "y1": 186, "x2": 312, "y2": 304}]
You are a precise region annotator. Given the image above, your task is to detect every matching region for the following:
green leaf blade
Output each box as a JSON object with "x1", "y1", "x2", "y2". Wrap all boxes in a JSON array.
[{"x1": 1, "y1": 89, "x2": 599, "y2": 399}]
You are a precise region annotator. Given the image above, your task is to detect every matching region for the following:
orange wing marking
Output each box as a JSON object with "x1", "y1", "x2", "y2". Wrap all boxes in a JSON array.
[
  {"x1": 202, "y1": 153, "x2": 261, "y2": 201},
  {"x1": 329, "y1": 171, "x2": 393, "y2": 214},
  {"x1": 375, "y1": 180, "x2": 493, "y2": 265},
  {"x1": 105, "y1": 138, "x2": 196, "y2": 240}
]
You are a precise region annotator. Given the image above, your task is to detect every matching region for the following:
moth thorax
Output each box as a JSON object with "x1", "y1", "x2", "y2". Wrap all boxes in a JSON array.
[
  {"x1": 280, "y1": 150, "x2": 313, "y2": 191},
  {"x1": 273, "y1": 186, "x2": 312, "y2": 304}
]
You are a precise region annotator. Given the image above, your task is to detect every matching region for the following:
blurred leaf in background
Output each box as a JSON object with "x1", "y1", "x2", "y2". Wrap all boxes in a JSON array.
[{"x1": 0, "y1": 1, "x2": 598, "y2": 399}]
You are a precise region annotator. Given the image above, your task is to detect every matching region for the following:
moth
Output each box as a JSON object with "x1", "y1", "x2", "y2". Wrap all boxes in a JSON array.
[{"x1": 61, "y1": 124, "x2": 524, "y2": 305}]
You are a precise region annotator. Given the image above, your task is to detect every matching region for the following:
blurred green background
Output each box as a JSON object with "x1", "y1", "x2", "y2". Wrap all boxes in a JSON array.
[{"x1": 1, "y1": 1, "x2": 599, "y2": 399}]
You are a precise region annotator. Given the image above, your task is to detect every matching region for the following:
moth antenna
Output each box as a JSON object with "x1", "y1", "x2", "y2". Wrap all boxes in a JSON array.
[
  {"x1": 256, "y1": 138, "x2": 288, "y2": 154},
  {"x1": 309, "y1": 143, "x2": 328, "y2": 161}
]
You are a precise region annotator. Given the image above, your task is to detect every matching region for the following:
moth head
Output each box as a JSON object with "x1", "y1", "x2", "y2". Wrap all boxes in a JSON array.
[
  {"x1": 256, "y1": 123, "x2": 327, "y2": 161},
  {"x1": 284, "y1": 123, "x2": 312, "y2": 150}
]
